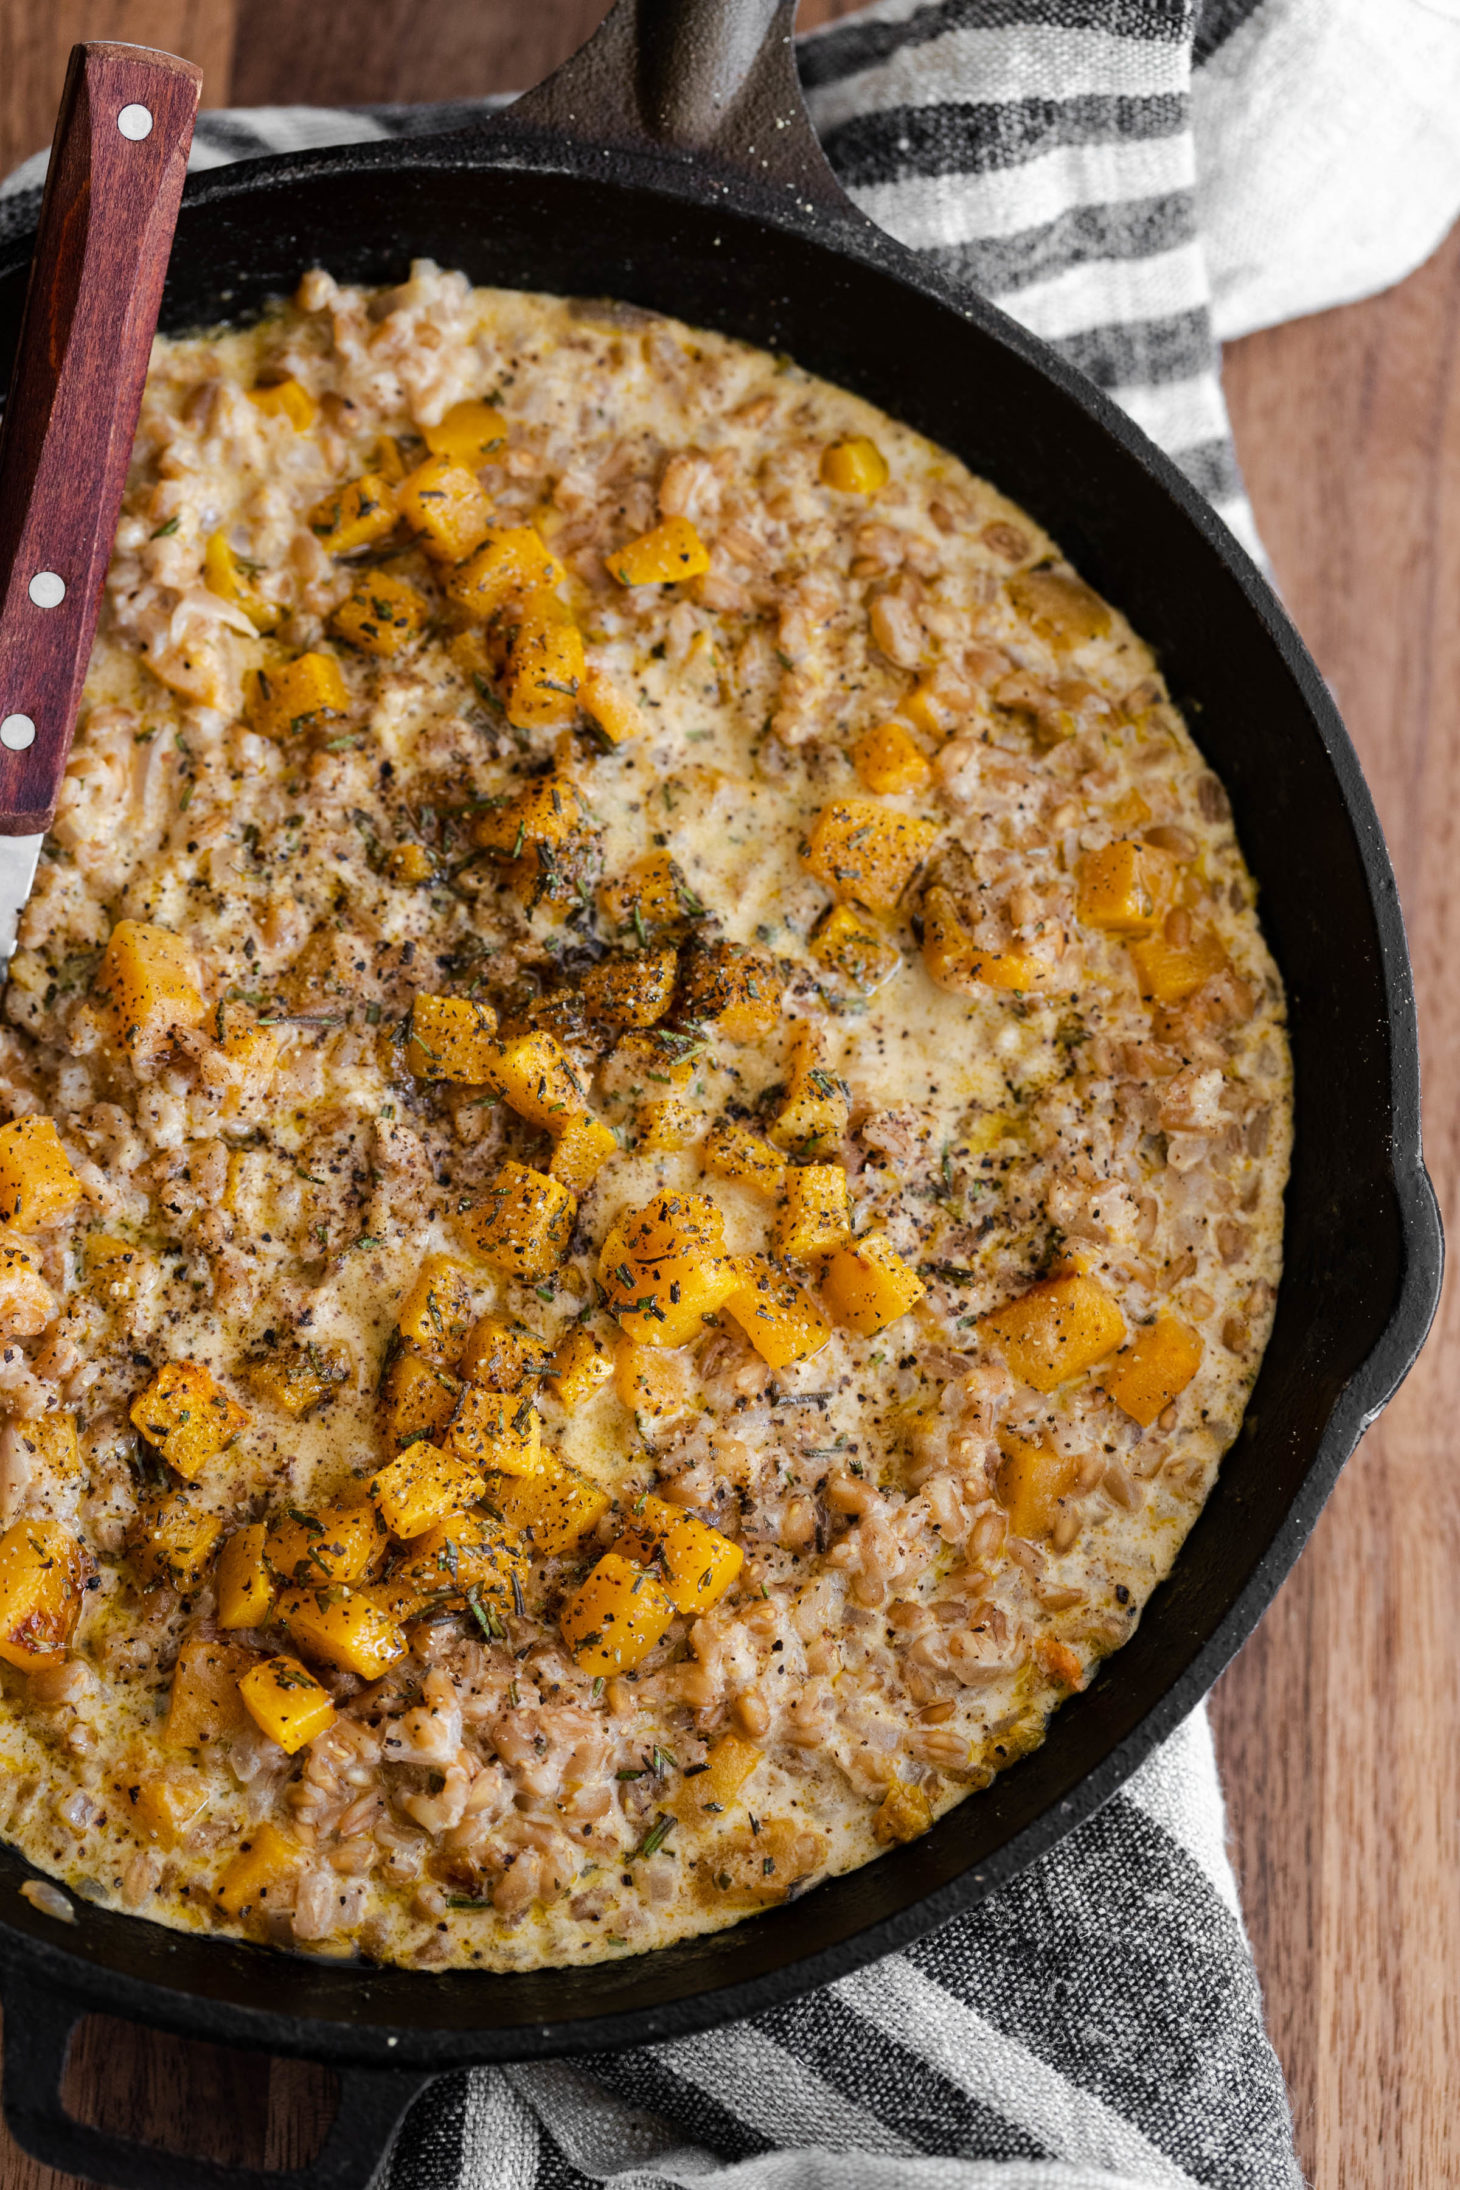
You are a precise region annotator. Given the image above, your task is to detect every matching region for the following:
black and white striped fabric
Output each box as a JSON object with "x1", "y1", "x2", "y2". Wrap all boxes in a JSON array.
[{"x1": 7, "y1": 2, "x2": 1460, "y2": 2181}]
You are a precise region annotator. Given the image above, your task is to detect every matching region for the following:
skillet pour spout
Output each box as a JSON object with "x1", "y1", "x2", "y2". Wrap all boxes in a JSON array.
[{"x1": 0, "y1": 4, "x2": 1441, "y2": 2188}]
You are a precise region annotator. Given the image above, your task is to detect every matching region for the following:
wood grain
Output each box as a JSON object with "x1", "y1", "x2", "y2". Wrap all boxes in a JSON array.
[{"x1": 0, "y1": 1, "x2": 1450, "y2": 2184}]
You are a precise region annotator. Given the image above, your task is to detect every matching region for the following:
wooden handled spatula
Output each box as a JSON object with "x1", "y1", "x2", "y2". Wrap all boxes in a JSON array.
[{"x1": 0, "y1": 42, "x2": 200, "y2": 964}]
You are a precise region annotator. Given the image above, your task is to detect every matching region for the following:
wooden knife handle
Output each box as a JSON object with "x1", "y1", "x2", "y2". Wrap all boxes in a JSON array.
[{"x1": 0, "y1": 43, "x2": 200, "y2": 836}]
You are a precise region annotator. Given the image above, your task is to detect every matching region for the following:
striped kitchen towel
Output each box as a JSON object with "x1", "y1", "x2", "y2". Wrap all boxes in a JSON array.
[{"x1": 5, "y1": 1, "x2": 1459, "y2": 2184}]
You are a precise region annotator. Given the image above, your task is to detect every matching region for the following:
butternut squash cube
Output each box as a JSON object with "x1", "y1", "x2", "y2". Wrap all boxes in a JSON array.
[
  {"x1": 279, "y1": 1585, "x2": 407, "y2": 1680},
  {"x1": 266, "y1": 1499, "x2": 389, "y2": 1586},
  {"x1": 598, "y1": 850, "x2": 698, "y2": 938},
  {"x1": 614, "y1": 1338, "x2": 690, "y2": 1421},
  {"x1": 480, "y1": 1030, "x2": 588, "y2": 1130},
  {"x1": 445, "y1": 524, "x2": 561, "y2": 619},
  {"x1": 724, "y1": 1255, "x2": 832, "y2": 1369},
  {"x1": 980, "y1": 1274, "x2": 1125, "y2": 1393},
  {"x1": 0, "y1": 1117, "x2": 80, "y2": 1229},
  {"x1": 581, "y1": 946, "x2": 678, "y2": 1029},
  {"x1": 245, "y1": 1339, "x2": 350, "y2": 1418},
  {"x1": 471, "y1": 770, "x2": 592, "y2": 864},
  {"x1": 0, "y1": 1519, "x2": 84, "y2": 1669},
  {"x1": 396, "y1": 1254, "x2": 474, "y2": 1367},
  {"x1": 165, "y1": 1634, "x2": 258, "y2": 1748},
  {"x1": 822, "y1": 1232, "x2": 926, "y2": 1338},
  {"x1": 851, "y1": 720, "x2": 930, "y2": 795},
  {"x1": 773, "y1": 1164, "x2": 853, "y2": 1261},
  {"x1": 810, "y1": 904, "x2": 902, "y2": 997},
  {"x1": 396, "y1": 452, "x2": 490, "y2": 560},
  {"x1": 215, "y1": 1819, "x2": 308, "y2": 1922},
  {"x1": 371, "y1": 1510, "x2": 526, "y2": 1623},
  {"x1": 921, "y1": 885, "x2": 1064, "y2": 997},
  {"x1": 615, "y1": 1491, "x2": 743, "y2": 1616},
  {"x1": 405, "y1": 994, "x2": 500, "y2": 1083},
  {"x1": 130, "y1": 1360, "x2": 250, "y2": 1479},
  {"x1": 331, "y1": 570, "x2": 429, "y2": 657},
  {"x1": 872, "y1": 1779, "x2": 934, "y2": 1845},
  {"x1": 579, "y1": 667, "x2": 645, "y2": 745},
  {"x1": 821, "y1": 435, "x2": 888, "y2": 493},
  {"x1": 83, "y1": 1232, "x2": 149, "y2": 1305},
  {"x1": 455, "y1": 1162, "x2": 576, "y2": 1282},
  {"x1": 504, "y1": 590, "x2": 586, "y2": 730},
  {"x1": 608, "y1": 515, "x2": 711, "y2": 586},
  {"x1": 547, "y1": 1326, "x2": 614, "y2": 1412},
  {"x1": 599, "y1": 1189, "x2": 740, "y2": 1346},
  {"x1": 1077, "y1": 840, "x2": 1175, "y2": 938},
  {"x1": 371, "y1": 1439, "x2": 487, "y2": 1538},
  {"x1": 677, "y1": 938, "x2": 782, "y2": 1043},
  {"x1": 379, "y1": 1347, "x2": 462, "y2": 1450},
  {"x1": 132, "y1": 1770, "x2": 210, "y2": 1848},
  {"x1": 460, "y1": 1312, "x2": 548, "y2": 1392},
  {"x1": 605, "y1": 1027, "x2": 703, "y2": 1100},
  {"x1": 424, "y1": 398, "x2": 507, "y2": 465},
  {"x1": 549, "y1": 1113, "x2": 618, "y2": 1193},
  {"x1": 96, "y1": 920, "x2": 205, "y2": 1055},
  {"x1": 308, "y1": 471, "x2": 399, "y2": 555},
  {"x1": 237, "y1": 1661, "x2": 336, "y2": 1758},
  {"x1": 443, "y1": 1388, "x2": 542, "y2": 1480},
  {"x1": 803, "y1": 799, "x2": 939, "y2": 913},
  {"x1": 640, "y1": 1098, "x2": 702, "y2": 1154},
  {"x1": 1007, "y1": 568, "x2": 1111, "y2": 650},
  {"x1": 673, "y1": 1731, "x2": 763, "y2": 1822},
  {"x1": 1128, "y1": 926, "x2": 1227, "y2": 1006},
  {"x1": 215, "y1": 1523, "x2": 274, "y2": 1629},
  {"x1": 693, "y1": 1815, "x2": 827, "y2": 1907},
  {"x1": 128, "y1": 1491, "x2": 223, "y2": 1591},
  {"x1": 245, "y1": 651, "x2": 349, "y2": 739},
  {"x1": 389, "y1": 842, "x2": 434, "y2": 884},
  {"x1": 560, "y1": 1551, "x2": 675, "y2": 1675},
  {"x1": 249, "y1": 378, "x2": 315, "y2": 431},
  {"x1": 768, "y1": 1026, "x2": 849, "y2": 1155},
  {"x1": 14, "y1": 1412, "x2": 78, "y2": 1478},
  {"x1": 489, "y1": 1452, "x2": 609, "y2": 1557},
  {"x1": 202, "y1": 530, "x2": 278, "y2": 631},
  {"x1": 996, "y1": 1431, "x2": 1080, "y2": 1541},
  {"x1": 701, "y1": 1118, "x2": 786, "y2": 1198},
  {"x1": 1100, "y1": 1315, "x2": 1204, "y2": 1427}
]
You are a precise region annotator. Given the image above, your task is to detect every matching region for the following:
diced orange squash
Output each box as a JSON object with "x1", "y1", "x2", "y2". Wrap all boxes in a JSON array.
[
  {"x1": 1100, "y1": 1315, "x2": 1204, "y2": 1427},
  {"x1": 445, "y1": 524, "x2": 561, "y2": 619},
  {"x1": 132, "y1": 1770, "x2": 210, "y2": 1848},
  {"x1": 980, "y1": 1274, "x2": 1125, "y2": 1393},
  {"x1": 803, "y1": 799, "x2": 939, "y2": 913},
  {"x1": 265, "y1": 1499, "x2": 389, "y2": 1586},
  {"x1": 768, "y1": 1026, "x2": 849, "y2": 1155},
  {"x1": 245, "y1": 1339, "x2": 350, "y2": 1418},
  {"x1": 579, "y1": 667, "x2": 645, "y2": 745},
  {"x1": 582, "y1": 947, "x2": 678, "y2": 1029},
  {"x1": 371, "y1": 1439, "x2": 487, "y2": 1538},
  {"x1": 249, "y1": 378, "x2": 315, "y2": 431},
  {"x1": 0, "y1": 1519, "x2": 84, "y2": 1670},
  {"x1": 699, "y1": 1120, "x2": 784, "y2": 1199},
  {"x1": 677, "y1": 938, "x2": 782, "y2": 1042},
  {"x1": 455, "y1": 1162, "x2": 577, "y2": 1282},
  {"x1": 128, "y1": 1491, "x2": 224, "y2": 1590},
  {"x1": 724, "y1": 1255, "x2": 832, "y2": 1369},
  {"x1": 673, "y1": 1731, "x2": 764, "y2": 1822},
  {"x1": 396, "y1": 452, "x2": 490, "y2": 560},
  {"x1": 560, "y1": 1551, "x2": 675, "y2": 1674},
  {"x1": 1007, "y1": 568, "x2": 1111, "y2": 649},
  {"x1": 215, "y1": 1820, "x2": 308, "y2": 1921},
  {"x1": 921, "y1": 885, "x2": 1065, "y2": 996},
  {"x1": 396, "y1": 1254, "x2": 474, "y2": 1367},
  {"x1": 460, "y1": 1312, "x2": 548, "y2": 1392},
  {"x1": 83, "y1": 1232, "x2": 150, "y2": 1304},
  {"x1": 637, "y1": 1097, "x2": 700, "y2": 1154},
  {"x1": 901, "y1": 680, "x2": 962, "y2": 739},
  {"x1": 608, "y1": 515, "x2": 710, "y2": 586},
  {"x1": 851, "y1": 719, "x2": 930, "y2": 795},
  {"x1": 372, "y1": 434, "x2": 405, "y2": 482},
  {"x1": 1129, "y1": 926, "x2": 1227, "y2": 1006},
  {"x1": 488, "y1": 1452, "x2": 609, "y2": 1556},
  {"x1": 615, "y1": 1491, "x2": 743, "y2": 1616},
  {"x1": 822, "y1": 1232, "x2": 926, "y2": 1337},
  {"x1": 480, "y1": 1031, "x2": 588, "y2": 1130},
  {"x1": 96, "y1": 920, "x2": 205, "y2": 1054},
  {"x1": 245, "y1": 651, "x2": 349, "y2": 739},
  {"x1": 692, "y1": 1815, "x2": 828, "y2": 1907},
  {"x1": 821, "y1": 435, "x2": 888, "y2": 493},
  {"x1": 424, "y1": 399, "x2": 508, "y2": 465},
  {"x1": 810, "y1": 903, "x2": 902, "y2": 995},
  {"x1": 472, "y1": 770, "x2": 593, "y2": 864},
  {"x1": 331, "y1": 570, "x2": 429, "y2": 656},
  {"x1": 379, "y1": 1347, "x2": 462, "y2": 1449},
  {"x1": 614, "y1": 1337, "x2": 690, "y2": 1421},
  {"x1": 547, "y1": 1326, "x2": 614, "y2": 1412},
  {"x1": 598, "y1": 850, "x2": 699, "y2": 938},
  {"x1": 13, "y1": 1412, "x2": 78, "y2": 1477},
  {"x1": 164, "y1": 1634, "x2": 258, "y2": 1748},
  {"x1": 237, "y1": 1660, "x2": 336, "y2": 1758},
  {"x1": 773, "y1": 1164, "x2": 853, "y2": 1261},
  {"x1": 279, "y1": 1585, "x2": 407, "y2": 1680},
  {"x1": 444, "y1": 1387, "x2": 542, "y2": 1480},
  {"x1": 308, "y1": 472, "x2": 399, "y2": 555},
  {"x1": 130, "y1": 1360, "x2": 250, "y2": 1480},
  {"x1": 599, "y1": 1189, "x2": 740, "y2": 1346},
  {"x1": 215, "y1": 1522, "x2": 274, "y2": 1629},
  {"x1": 1077, "y1": 840, "x2": 1176, "y2": 938},
  {"x1": 504, "y1": 590, "x2": 587, "y2": 730},
  {"x1": 872, "y1": 1779, "x2": 934, "y2": 1844},
  {"x1": 389, "y1": 841, "x2": 434, "y2": 884},
  {"x1": 405, "y1": 994, "x2": 500, "y2": 1083},
  {"x1": 996, "y1": 1431, "x2": 1080, "y2": 1541},
  {"x1": 202, "y1": 530, "x2": 278, "y2": 631},
  {"x1": 371, "y1": 1510, "x2": 526, "y2": 1623},
  {"x1": 550, "y1": 1113, "x2": 618, "y2": 1194},
  {"x1": 0, "y1": 1117, "x2": 81, "y2": 1229},
  {"x1": 606, "y1": 1028, "x2": 704, "y2": 1099}
]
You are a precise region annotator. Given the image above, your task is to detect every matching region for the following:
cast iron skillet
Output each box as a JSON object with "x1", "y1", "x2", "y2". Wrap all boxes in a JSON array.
[{"x1": 0, "y1": 4, "x2": 1442, "y2": 2184}]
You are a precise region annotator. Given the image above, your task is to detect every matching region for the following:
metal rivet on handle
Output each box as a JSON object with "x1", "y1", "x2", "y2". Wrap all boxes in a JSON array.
[
  {"x1": 27, "y1": 573, "x2": 64, "y2": 609},
  {"x1": 0, "y1": 716, "x2": 36, "y2": 751},
  {"x1": 117, "y1": 104, "x2": 154, "y2": 142}
]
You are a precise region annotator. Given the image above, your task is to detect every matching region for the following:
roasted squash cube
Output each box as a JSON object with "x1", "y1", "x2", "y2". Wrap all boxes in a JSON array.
[
  {"x1": 701, "y1": 1119, "x2": 786, "y2": 1198},
  {"x1": 237, "y1": 1661, "x2": 335, "y2": 1758},
  {"x1": 692, "y1": 1815, "x2": 827, "y2": 1907},
  {"x1": 549, "y1": 1113, "x2": 618, "y2": 1193},
  {"x1": 460, "y1": 1312, "x2": 549, "y2": 1392},
  {"x1": 96, "y1": 920, "x2": 206, "y2": 1054},
  {"x1": 1077, "y1": 840, "x2": 1176, "y2": 939},
  {"x1": 443, "y1": 1388, "x2": 542, "y2": 1480},
  {"x1": 215, "y1": 1819, "x2": 308, "y2": 1921},
  {"x1": 371, "y1": 1510, "x2": 526, "y2": 1623},
  {"x1": 216, "y1": 1523, "x2": 274, "y2": 1629},
  {"x1": 245, "y1": 1339, "x2": 350, "y2": 1418},
  {"x1": 245, "y1": 651, "x2": 348, "y2": 739},
  {"x1": 768, "y1": 1026, "x2": 849, "y2": 1155},
  {"x1": 203, "y1": 530, "x2": 278, "y2": 631},
  {"x1": 803, "y1": 799, "x2": 939, "y2": 914},
  {"x1": 424, "y1": 398, "x2": 507, "y2": 465},
  {"x1": 724, "y1": 1255, "x2": 832, "y2": 1369},
  {"x1": 455, "y1": 1162, "x2": 576, "y2": 1282},
  {"x1": 379, "y1": 1347, "x2": 462, "y2": 1449},
  {"x1": 676, "y1": 938, "x2": 782, "y2": 1043},
  {"x1": 128, "y1": 1491, "x2": 224, "y2": 1591},
  {"x1": 637, "y1": 1098, "x2": 701, "y2": 1154},
  {"x1": 130, "y1": 1360, "x2": 249, "y2": 1479},
  {"x1": 472, "y1": 769, "x2": 591, "y2": 860},
  {"x1": 603, "y1": 1027, "x2": 704, "y2": 1102},
  {"x1": 489, "y1": 1451, "x2": 609, "y2": 1556},
  {"x1": 673, "y1": 1731, "x2": 763, "y2": 1822},
  {"x1": 0, "y1": 1117, "x2": 80, "y2": 1229},
  {"x1": 308, "y1": 472, "x2": 399, "y2": 555},
  {"x1": 371, "y1": 1439, "x2": 487, "y2": 1538},
  {"x1": 579, "y1": 667, "x2": 645, "y2": 745},
  {"x1": 546, "y1": 1326, "x2": 614, "y2": 1412},
  {"x1": 332, "y1": 570, "x2": 429, "y2": 657},
  {"x1": 480, "y1": 1030, "x2": 588, "y2": 1130},
  {"x1": 249, "y1": 378, "x2": 315, "y2": 431},
  {"x1": 581, "y1": 946, "x2": 678, "y2": 1029},
  {"x1": 598, "y1": 850, "x2": 699, "y2": 938},
  {"x1": 396, "y1": 1254, "x2": 474, "y2": 1367},
  {"x1": 405, "y1": 994, "x2": 500, "y2": 1082},
  {"x1": 599, "y1": 1190, "x2": 740, "y2": 1346},
  {"x1": 280, "y1": 1585, "x2": 407, "y2": 1680},
  {"x1": 0, "y1": 1519, "x2": 84, "y2": 1670},
  {"x1": 1128, "y1": 925, "x2": 1227, "y2": 1006},
  {"x1": 266, "y1": 1499, "x2": 389, "y2": 1586},
  {"x1": 773, "y1": 1164, "x2": 853, "y2": 1261},
  {"x1": 614, "y1": 1338, "x2": 690, "y2": 1421},
  {"x1": 389, "y1": 841, "x2": 434, "y2": 885},
  {"x1": 851, "y1": 719, "x2": 930, "y2": 795},
  {"x1": 132, "y1": 1770, "x2": 210, "y2": 1848},
  {"x1": 608, "y1": 515, "x2": 710, "y2": 586},
  {"x1": 1100, "y1": 1315, "x2": 1204, "y2": 1427},
  {"x1": 822, "y1": 1232, "x2": 926, "y2": 1337},
  {"x1": 615, "y1": 1492, "x2": 742, "y2": 1616},
  {"x1": 921, "y1": 884, "x2": 1064, "y2": 996},
  {"x1": 560, "y1": 1551, "x2": 675, "y2": 1675},
  {"x1": 981, "y1": 1274, "x2": 1125, "y2": 1393},
  {"x1": 164, "y1": 1634, "x2": 258, "y2": 1748},
  {"x1": 810, "y1": 903, "x2": 902, "y2": 996},
  {"x1": 821, "y1": 435, "x2": 888, "y2": 493},
  {"x1": 996, "y1": 1431, "x2": 1081, "y2": 1542},
  {"x1": 872, "y1": 1779, "x2": 934, "y2": 1844},
  {"x1": 504, "y1": 590, "x2": 587, "y2": 731},
  {"x1": 445, "y1": 524, "x2": 561, "y2": 619},
  {"x1": 83, "y1": 1232, "x2": 150, "y2": 1305},
  {"x1": 1008, "y1": 568, "x2": 1111, "y2": 650},
  {"x1": 396, "y1": 452, "x2": 490, "y2": 560}
]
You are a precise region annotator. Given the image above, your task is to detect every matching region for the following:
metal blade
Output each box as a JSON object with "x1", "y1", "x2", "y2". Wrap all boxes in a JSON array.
[{"x1": 0, "y1": 834, "x2": 42, "y2": 968}]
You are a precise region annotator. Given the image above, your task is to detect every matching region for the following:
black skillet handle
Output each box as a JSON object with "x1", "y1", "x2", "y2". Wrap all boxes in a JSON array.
[
  {"x1": 1, "y1": 1972, "x2": 435, "y2": 2190},
  {"x1": 503, "y1": 0, "x2": 848, "y2": 206}
]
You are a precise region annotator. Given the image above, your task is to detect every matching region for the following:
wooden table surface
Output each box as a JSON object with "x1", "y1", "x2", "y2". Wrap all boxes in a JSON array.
[{"x1": 0, "y1": 4, "x2": 1455, "y2": 2183}]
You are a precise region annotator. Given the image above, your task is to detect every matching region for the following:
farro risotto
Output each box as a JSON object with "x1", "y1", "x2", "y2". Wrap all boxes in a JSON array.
[{"x1": 0, "y1": 262, "x2": 1289, "y2": 1969}]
